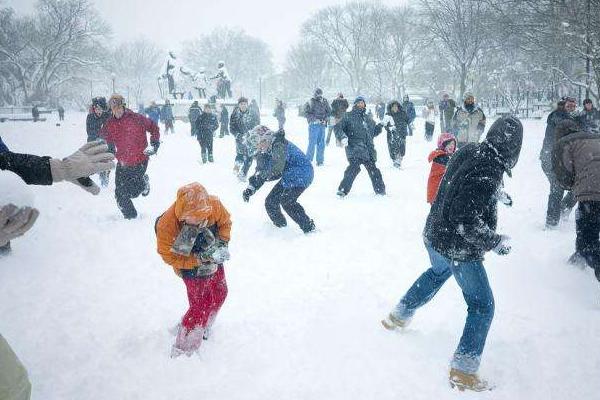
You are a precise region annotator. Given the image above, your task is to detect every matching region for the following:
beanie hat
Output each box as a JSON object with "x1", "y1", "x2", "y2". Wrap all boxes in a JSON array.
[
  {"x1": 354, "y1": 95, "x2": 366, "y2": 104},
  {"x1": 246, "y1": 125, "x2": 275, "y2": 156}
]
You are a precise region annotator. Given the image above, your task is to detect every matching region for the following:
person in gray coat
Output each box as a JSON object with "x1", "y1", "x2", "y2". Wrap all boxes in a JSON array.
[{"x1": 553, "y1": 119, "x2": 600, "y2": 282}]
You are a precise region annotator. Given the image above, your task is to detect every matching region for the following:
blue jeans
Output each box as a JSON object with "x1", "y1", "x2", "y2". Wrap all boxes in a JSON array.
[
  {"x1": 392, "y1": 243, "x2": 495, "y2": 374},
  {"x1": 307, "y1": 123, "x2": 325, "y2": 165}
]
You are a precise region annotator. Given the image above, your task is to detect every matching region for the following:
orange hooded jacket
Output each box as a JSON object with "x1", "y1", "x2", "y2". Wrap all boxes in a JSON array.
[
  {"x1": 156, "y1": 183, "x2": 231, "y2": 275},
  {"x1": 427, "y1": 149, "x2": 450, "y2": 204}
]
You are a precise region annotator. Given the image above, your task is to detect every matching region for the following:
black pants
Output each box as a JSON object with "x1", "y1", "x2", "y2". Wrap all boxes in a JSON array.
[
  {"x1": 234, "y1": 136, "x2": 253, "y2": 177},
  {"x1": 425, "y1": 122, "x2": 434, "y2": 141},
  {"x1": 198, "y1": 134, "x2": 214, "y2": 162},
  {"x1": 265, "y1": 182, "x2": 313, "y2": 232},
  {"x1": 387, "y1": 132, "x2": 406, "y2": 160},
  {"x1": 545, "y1": 172, "x2": 577, "y2": 226},
  {"x1": 576, "y1": 201, "x2": 600, "y2": 272},
  {"x1": 338, "y1": 159, "x2": 386, "y2": 195},
  {"x1": 220, "y1": 122, "x2": 229, "y2": 137},
  {"x1": 115, "y1": 160, "x2": 148, "y2": 219}
]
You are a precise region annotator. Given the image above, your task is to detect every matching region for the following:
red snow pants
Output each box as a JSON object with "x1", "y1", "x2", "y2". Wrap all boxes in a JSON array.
[{"x1": 181, "y1": 266, "x2": 228, "y2": 332}]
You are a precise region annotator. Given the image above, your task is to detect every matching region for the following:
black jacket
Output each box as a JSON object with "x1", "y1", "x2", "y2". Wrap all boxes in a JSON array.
[
  {"x1": 220, "y1": 107, "x2": 229, "y2": 126},
  {"x1": 304, "y1": 96, "x2": 331, "y2": 123},
  {"x1": 540, "y1": 109, "x2": 574, "y2": 175},
  {"x1": 230, "y1": 107, "x2": 260, "y2": 139},
  {"x1": 384, "y1": 101, "x2": 409, "y2": 139},
  {"x1": 424, "y1": 116, "x2": 523, "y2": 261},
  {"x1": 195, "y1": 112, "x2": 219, "y2": 140},
  {"x1": 334, "y1": 106, "x2": 383, "y2": 162},
  {"x1": 0, "y1": 151, "x2": 53, "y2": 185},
  {"x1": 331, "y1": 98, "x2": 349, "y2": 119},
  {"x1": 188, "y1": 105, "x2": 202, "y2": 133},
  {"x1": 86, "y1": 111, "x2": 110, "y2": 141},
  {"x1": 576, "y1": 108, "x2": 600, "y2": 134}
]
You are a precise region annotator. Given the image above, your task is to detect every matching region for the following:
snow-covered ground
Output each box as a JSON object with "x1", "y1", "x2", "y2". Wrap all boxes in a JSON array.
[{"x1": 1, "y1": 109, "x2": 599, "y2": 400}]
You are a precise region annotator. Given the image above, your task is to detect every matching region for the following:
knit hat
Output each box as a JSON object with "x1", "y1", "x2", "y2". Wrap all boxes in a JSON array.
[
  {"x1": 92, "y1": 96, "x2": 107, "y2": 110},
  {"x1": 437, "y1": 132, "x2": 457, "y2": 152},
  {"x1": 354, "y1": 95, "x2": 366, "y2": 105},
  {"x1": 246, "y1": 125, "x2": 275, "y2": 156}
]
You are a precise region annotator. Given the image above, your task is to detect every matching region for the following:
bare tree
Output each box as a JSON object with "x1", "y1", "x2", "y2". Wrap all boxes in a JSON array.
[
  {"x1": 183, "y1": 27, "x2": 273, "y2": 98},
  {"x1": 419, "y1": 0, "x2": 491, "y2": 100},
  {"x1": 109, "y1": 39, "x2": 163, "y2": 106},
  {"x1": 285, "y1": 40, "x2": 330, "y2": 96},
  {"x1": 301, "y1": 2, "x2": 385, "y2": 95},
  {"x1": 0, "y1": 0, "x2": 108, "y2": 105}
]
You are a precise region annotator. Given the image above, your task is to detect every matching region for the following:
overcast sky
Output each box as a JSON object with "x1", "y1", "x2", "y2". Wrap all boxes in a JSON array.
[{"x1": 7, "y1": 0, "x2": 405, "y2": 68}]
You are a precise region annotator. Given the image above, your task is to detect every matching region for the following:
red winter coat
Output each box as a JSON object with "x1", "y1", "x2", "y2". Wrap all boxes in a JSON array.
[
  {"x1": 427, "y1": 149, "x2": 452, "y2": 204},
  {"x1": 99, "y1": 109, "x2": 160, "y2": 166}
]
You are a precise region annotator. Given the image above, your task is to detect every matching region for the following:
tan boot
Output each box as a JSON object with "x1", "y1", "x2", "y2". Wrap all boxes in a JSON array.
[
  {"x1": 381, "y1": 313, "x2": 409, "y2": 330},
  {"x1": 449, "y1": 368, "x2": 492, "y2": 392}
]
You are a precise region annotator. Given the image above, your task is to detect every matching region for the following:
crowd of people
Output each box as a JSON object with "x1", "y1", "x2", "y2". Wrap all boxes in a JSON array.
[{"x1": 1, "y1": 81, "x2": 600, "y2": 397}]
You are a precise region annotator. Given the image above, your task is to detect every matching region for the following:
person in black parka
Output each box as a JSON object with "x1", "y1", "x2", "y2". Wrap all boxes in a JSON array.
[
  {"x1": 382, "y1": 100, "x2": 409, "y2": 168},
  {"x1": 219, "y1": 104, "x2": 229, "y2": 138},
  {"x1": 188, "y1": 101, "x2": 202, "y2": 137},
  {"x1": 540, "y1": 98, "x2": 578, "y2": 227},
  {"x1": 334, "y1": 95, "x2": 385, "y2": 197},
  {"x1": 195, "y1": 104, "x2": 219, "y2": 163},
  {"x1": 86, "y1": 96, "x2": 112, "y2": 186},
  {"x1": 230, "y1": 97, "x2": 260, "y2": 179},
  {"x1": 382, "y1": 116, "x2": 523, "y2": 392}
]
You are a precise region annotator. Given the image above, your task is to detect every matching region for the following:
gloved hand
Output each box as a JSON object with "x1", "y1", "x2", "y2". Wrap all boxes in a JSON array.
[
  {"x1": 340, "y1": 137, "x2": 349, "y2": 147},
  {"x1": 50, "y1": 140, "x2": 115, "y2": 194},
  {"x1": 0, "y1": 204, "x2": 40, "y2": 247},
  {"x1": 242, "y1": 186, "x2": 256, "y2": 202},
  {"x1": 497, "y1": 190, "x2": 513, "y2": 207},
  {"x1": 144, "y1": 141, "x2": 160, "y2": 156},
  {"x1": 199, "y1": 240, "x2": 230, "y2": 264},
  {"x1": 493, "y1": 235, "x2": 511, "y2": 255}
]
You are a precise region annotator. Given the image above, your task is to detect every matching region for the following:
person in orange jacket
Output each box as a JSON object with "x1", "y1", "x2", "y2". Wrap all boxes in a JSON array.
[
  {"x1": 155, "y1": 182, "x2": 232, "y2": 357},
  {"x1": 427, "y1": 132, "x2": 457, "y2": 204}
]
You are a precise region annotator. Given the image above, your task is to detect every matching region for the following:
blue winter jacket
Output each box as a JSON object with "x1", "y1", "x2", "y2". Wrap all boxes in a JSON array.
[
  {"x1": 161, "y1": 105, "x2": 174, "y2": 122},
  {"x1": 403, "y1": 101, "x2": 416, "y2": 123},
  {"x1": 250, "y1": 136, "x2": 314, "y2": 190},
  {"x1": 145, "y1": 106, "x2": 161, "y2": 124}
]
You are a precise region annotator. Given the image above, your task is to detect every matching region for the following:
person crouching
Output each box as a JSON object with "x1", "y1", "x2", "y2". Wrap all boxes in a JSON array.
[
  {"x1": 242, "y1": 126, "x2": 316, "y2": 233},
  {"x1": 156, "y1": 183, "x2": 232, "y2": 357}
]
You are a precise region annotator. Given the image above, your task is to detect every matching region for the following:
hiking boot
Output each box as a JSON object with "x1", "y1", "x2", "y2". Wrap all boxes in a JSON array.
[
  {"x1": 449, "y1": 368, "x2": 492, "y2": 392},
  {"x1": 141, "y1": 174, "x2": 150, "y2": 197},
  {"x1": 381, "y1": 313, "x2": 409, "y2": 330},
  {"x1": 336, "y1": 189, "x2": 347, "y2": 198},
  {"x1": 302, "y1": 220, "x2": 316, "y2": 234}
]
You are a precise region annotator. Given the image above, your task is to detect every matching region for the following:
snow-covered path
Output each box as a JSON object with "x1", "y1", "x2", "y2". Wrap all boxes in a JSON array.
[{"x1": 1, "y1": 110, "x2": 598, "y2": 399}]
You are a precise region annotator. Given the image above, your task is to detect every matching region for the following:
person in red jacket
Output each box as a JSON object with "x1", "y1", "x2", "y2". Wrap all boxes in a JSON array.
[
  {"x1": 100, "y1": 94, "x2": 160, "y2": 219},
  {"x1": 427, "y1": 132, "x2": 456, "y2": 204}
]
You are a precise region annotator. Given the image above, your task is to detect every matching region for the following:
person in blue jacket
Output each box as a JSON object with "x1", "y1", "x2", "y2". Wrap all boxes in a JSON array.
[
  {"x1": 402, "y1": 95, "x2": 416, "y2": 136},
  {"x1": 242, "y1": 125, "x2": 316, "y2": 233},
  {"x1": 145, "y1": 101, "x2": 161, "y2": 125}
]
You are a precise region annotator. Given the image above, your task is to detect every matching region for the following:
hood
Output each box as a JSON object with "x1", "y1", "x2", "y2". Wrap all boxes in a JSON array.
[
  {"x1": 437, "y1": 132, "x2": 456, "y2": 151},
  {"x1": 428, "y1": 149, "x2": 448, "y2": 163},
  {"x1": 554, "y1": 119, "x2": 580, "y2": 142},
  {"x1": 484, "y1": 116, "x2": 523, "y2": 174},
  {"x1": 174, "y1": 183, "x2": 213, "y2": 222},
  {"x1": 386, "y1": 100, "x2": 402, "y2": 114}
]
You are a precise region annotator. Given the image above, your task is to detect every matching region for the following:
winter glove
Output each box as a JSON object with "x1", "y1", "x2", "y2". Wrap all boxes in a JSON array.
[
  {"x1": 242, "y1": 185, "x2": 256, "y2": 202},
  {"x1": 340, "y1": 137, "x2": 349, "y2": 147},
  {"x1": 144, "y1": 141, "x2": 160, "y2": 156},
  {"x1": 199, "y1": 240, "x2": 230, "y2": 264},
  {"x1": 492, "y1": 235, "x2": 511, "y2": 256},
  {"x1": 0, "y1": 204, "x2": 40, "y2": 247},
  {"x1": 497, "y1": 190, "x2": 513, "y2": 207},
  {"x1": 50, "y1": 140, "x2": 115, "y2": 194}
]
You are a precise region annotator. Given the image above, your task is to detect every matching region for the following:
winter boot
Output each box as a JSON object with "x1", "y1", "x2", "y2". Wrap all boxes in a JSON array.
[
  {"x1": 381, "y1": 313, "x2": 409, "y2": 330},
  {"x1": 0, "y1": 242, "x2": 11, "y2": 256},
  {"x1": 393, "y1": 156, "x2": 403, "y2": 169},
  {"x1": 336, "y1": 189, "x2": 347, "y2": 198},
  {"x1": 568, "y1": 251, "x2": 588, "y2": 269},
  {"x1": 141, "y1": 174, "x2": 150, "y2": 197},
  {"x1": 201, "y1": 154, "x2": 207, "y2": 164},
  {"x1": 171, "y1": 326, "x2": 204, "y2": 358},
  {"x1": 208, "y1": 153, "x2": 214, "y2": 163},
  {"x1": 302, "y1": 220, "x2": 316, "y2": 234},
  {"x1": 449, "y1": 368, "x2": 492, "y2": 392}
]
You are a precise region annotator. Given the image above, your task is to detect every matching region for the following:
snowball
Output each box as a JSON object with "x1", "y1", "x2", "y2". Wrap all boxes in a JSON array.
[{"x1": 0, "y1": 172, "x2": 36, "y2": 207}]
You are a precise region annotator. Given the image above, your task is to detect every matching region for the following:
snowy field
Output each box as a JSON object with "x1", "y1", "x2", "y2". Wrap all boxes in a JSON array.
[{"x1": 1, "y1": 109, "x2": 599, "y2": 400}]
